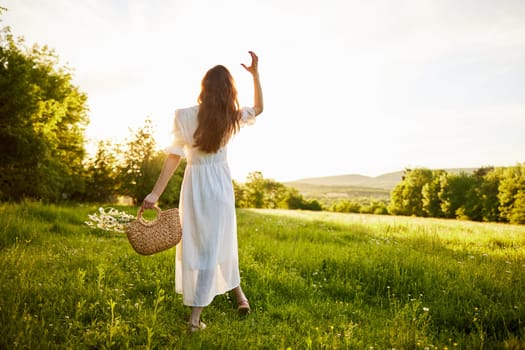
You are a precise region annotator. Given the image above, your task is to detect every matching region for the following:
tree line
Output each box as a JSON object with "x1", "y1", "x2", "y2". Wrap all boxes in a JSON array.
[
  {"x1": 234, "y1": 172, "x2": 322, "y2": 210},
  {"x1": 388, "y1": 166, "x2": 525, "y2": 224}
]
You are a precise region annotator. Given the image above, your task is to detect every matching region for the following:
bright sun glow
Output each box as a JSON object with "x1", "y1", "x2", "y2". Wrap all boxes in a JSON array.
[{"x1": 4, "y1": 0, "x2": 525, "y2": 181}]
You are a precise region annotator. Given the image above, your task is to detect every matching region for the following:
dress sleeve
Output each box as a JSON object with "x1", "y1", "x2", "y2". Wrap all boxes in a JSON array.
[
  {"x1": 164, "y1": 109, "x2": 186, "y2": 157},
  {"x1": 239, "y1": 106, "x2": 256, "y2": 127}
]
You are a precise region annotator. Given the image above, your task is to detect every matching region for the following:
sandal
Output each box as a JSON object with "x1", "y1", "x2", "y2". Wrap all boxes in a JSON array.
[
  {"x1": 237, "y1": 299, "x2": 251, "y2": 315},
  {"x1": 188, "y1": 321, "x2": 207, "y2": 333}
]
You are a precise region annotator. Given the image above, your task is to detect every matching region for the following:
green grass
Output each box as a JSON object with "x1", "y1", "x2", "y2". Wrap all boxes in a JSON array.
[{"x1": 1, "y1": 202, "x2": 524, "y2": 349}]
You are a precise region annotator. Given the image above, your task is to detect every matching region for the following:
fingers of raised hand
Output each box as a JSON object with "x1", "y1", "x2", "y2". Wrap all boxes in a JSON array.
[
  {"x1": 242, "y1": 51, "x2": 258, "y2": 71},
  {"x1": 248, "y1": 51, "x2": 258, "y2": 65}
]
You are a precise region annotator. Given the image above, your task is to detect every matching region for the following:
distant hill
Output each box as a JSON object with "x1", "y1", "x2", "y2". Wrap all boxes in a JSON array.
[
  {"x1": 284, "y1": 182, "x2": 392, "y2": 203},
  {"x1": 286, "y1": 168, "x2": 477, "y2": 191},
  {"x1": 287, "y1": 171, "x2": 403, "y2": 190}
]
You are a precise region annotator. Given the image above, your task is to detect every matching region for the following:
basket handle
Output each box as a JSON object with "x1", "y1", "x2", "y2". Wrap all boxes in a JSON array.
[{"x1": 137, "y1": 206, "x2": 162, "y2": 223}]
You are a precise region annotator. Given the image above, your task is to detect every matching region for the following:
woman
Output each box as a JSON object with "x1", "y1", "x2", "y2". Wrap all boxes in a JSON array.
[{"x1": 141, "y1": 51, "x2": 263, "y2": 332}]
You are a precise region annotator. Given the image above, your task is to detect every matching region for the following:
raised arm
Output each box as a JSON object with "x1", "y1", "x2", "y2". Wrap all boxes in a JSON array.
[{"x1": 241, "y1": 51, "x2": 264, "y2": 116}]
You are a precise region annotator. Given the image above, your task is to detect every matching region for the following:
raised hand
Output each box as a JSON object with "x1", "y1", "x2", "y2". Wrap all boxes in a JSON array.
[{"x1": 241, "y1": 51, "x2": 259, "y2": 76}]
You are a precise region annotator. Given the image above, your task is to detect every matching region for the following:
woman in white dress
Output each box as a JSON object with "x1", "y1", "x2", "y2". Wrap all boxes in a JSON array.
[{"x1": 141, "y1": 51, "x2": 263, "y2": 332}]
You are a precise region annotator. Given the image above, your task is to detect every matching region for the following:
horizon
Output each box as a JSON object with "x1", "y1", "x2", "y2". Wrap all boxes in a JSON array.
[
  {"x1": 256, "y1": 165, "x2": 514, "y2": 183},
  {"x1": 3, "y1": 0, "x2": 525, "y2": 182}
]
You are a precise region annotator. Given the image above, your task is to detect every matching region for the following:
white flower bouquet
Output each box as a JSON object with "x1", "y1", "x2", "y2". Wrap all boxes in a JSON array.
[{"x1": 85, "y1": 207, "x2": 135, "y2": 233}]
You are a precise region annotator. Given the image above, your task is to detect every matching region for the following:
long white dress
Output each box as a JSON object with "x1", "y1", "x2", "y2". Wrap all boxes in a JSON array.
[{"x1": 165, "y1": 105, "x2": 255, "y2": 307}]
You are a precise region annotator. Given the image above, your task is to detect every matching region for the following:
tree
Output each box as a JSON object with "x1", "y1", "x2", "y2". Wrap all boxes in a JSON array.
[
  {"x1": 330, "y1": 200, "x2": 362, "y2": 213},
  {"x1": 498, "y1": 163, "x2": 525, "y2": 224},
  {"x1": 82, "y1": 140, "x2": 121, "y2": 202},
  {"x1": 233, "y1": 180, "x2": 248, "y2": 208},
  {"x1": 283, "y1": 187, "x2": 323, "y2": 211},
  {"x1": 0, "y1": 26, "x2": 88, "y2": 201},
  {"x1": 509, "y1": 191, "x2": 525, "y2": 225},
  {"x1": 118, "y1": 120, "x2": 157, "y2": 203},
  {"x1": 422, "y1": 170, "x2": 447, "y2": 218},
  {"x1": 388, "y1": 168, "x2": 433, "y2": 216},
  {"x1": 282, "y1": 188, "x2": 306, "y2": 209},
  {"x1": 242, "y1": 171, "x2": 288, "y2": 209},
  {"x1": 118, "y1": 120, "x2": 185, "y2": 205},
  {"x1": 439, "y1": 172, "x2": 477, "y2": 219},
  {"x1": 360, "y1": 200, "x2": 389, "y2": 215},
  {"x1": 479, "y1": 168, "x2": 502, "y2": 222},
  {"x1": 463, "y1": 167, "x2": 495, "y2": 221},
  {"x1": 242, "y1": 172, "x2": 267, "y2": 208}
]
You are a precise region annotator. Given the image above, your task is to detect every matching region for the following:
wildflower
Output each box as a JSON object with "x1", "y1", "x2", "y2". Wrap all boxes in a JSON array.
[
  {"x1": 85, "y1": 207, "x2": 135, "y2": 233},
  {"x1": 423, "y1": 307, "x2": 429, "y2": 312}
]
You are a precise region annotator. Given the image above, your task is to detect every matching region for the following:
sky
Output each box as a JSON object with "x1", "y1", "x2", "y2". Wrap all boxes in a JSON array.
[{"x1": 3, "y1": 0, "x2": 525, "y2": 181}]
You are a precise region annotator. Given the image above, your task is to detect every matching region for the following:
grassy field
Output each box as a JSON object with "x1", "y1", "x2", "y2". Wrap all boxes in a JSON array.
[{"x1": 1, "y1": 202, "x2": 524, "y2": 349}]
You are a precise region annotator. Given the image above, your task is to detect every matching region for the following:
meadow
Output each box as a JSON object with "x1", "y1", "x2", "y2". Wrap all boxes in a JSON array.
[{"x1": 1, "y1": 202, "x2": 524, "y2": 349}]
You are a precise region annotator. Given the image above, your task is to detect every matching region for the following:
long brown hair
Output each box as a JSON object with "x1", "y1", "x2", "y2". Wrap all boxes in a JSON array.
[{"x1": 193, "y1": 65, "x2": 241, "y2": 153}]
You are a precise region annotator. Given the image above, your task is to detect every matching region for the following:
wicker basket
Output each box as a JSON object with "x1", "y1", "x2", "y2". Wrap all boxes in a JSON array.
[{"x1": 125, "y1": 206, "x2": 182, "y2": 255}]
